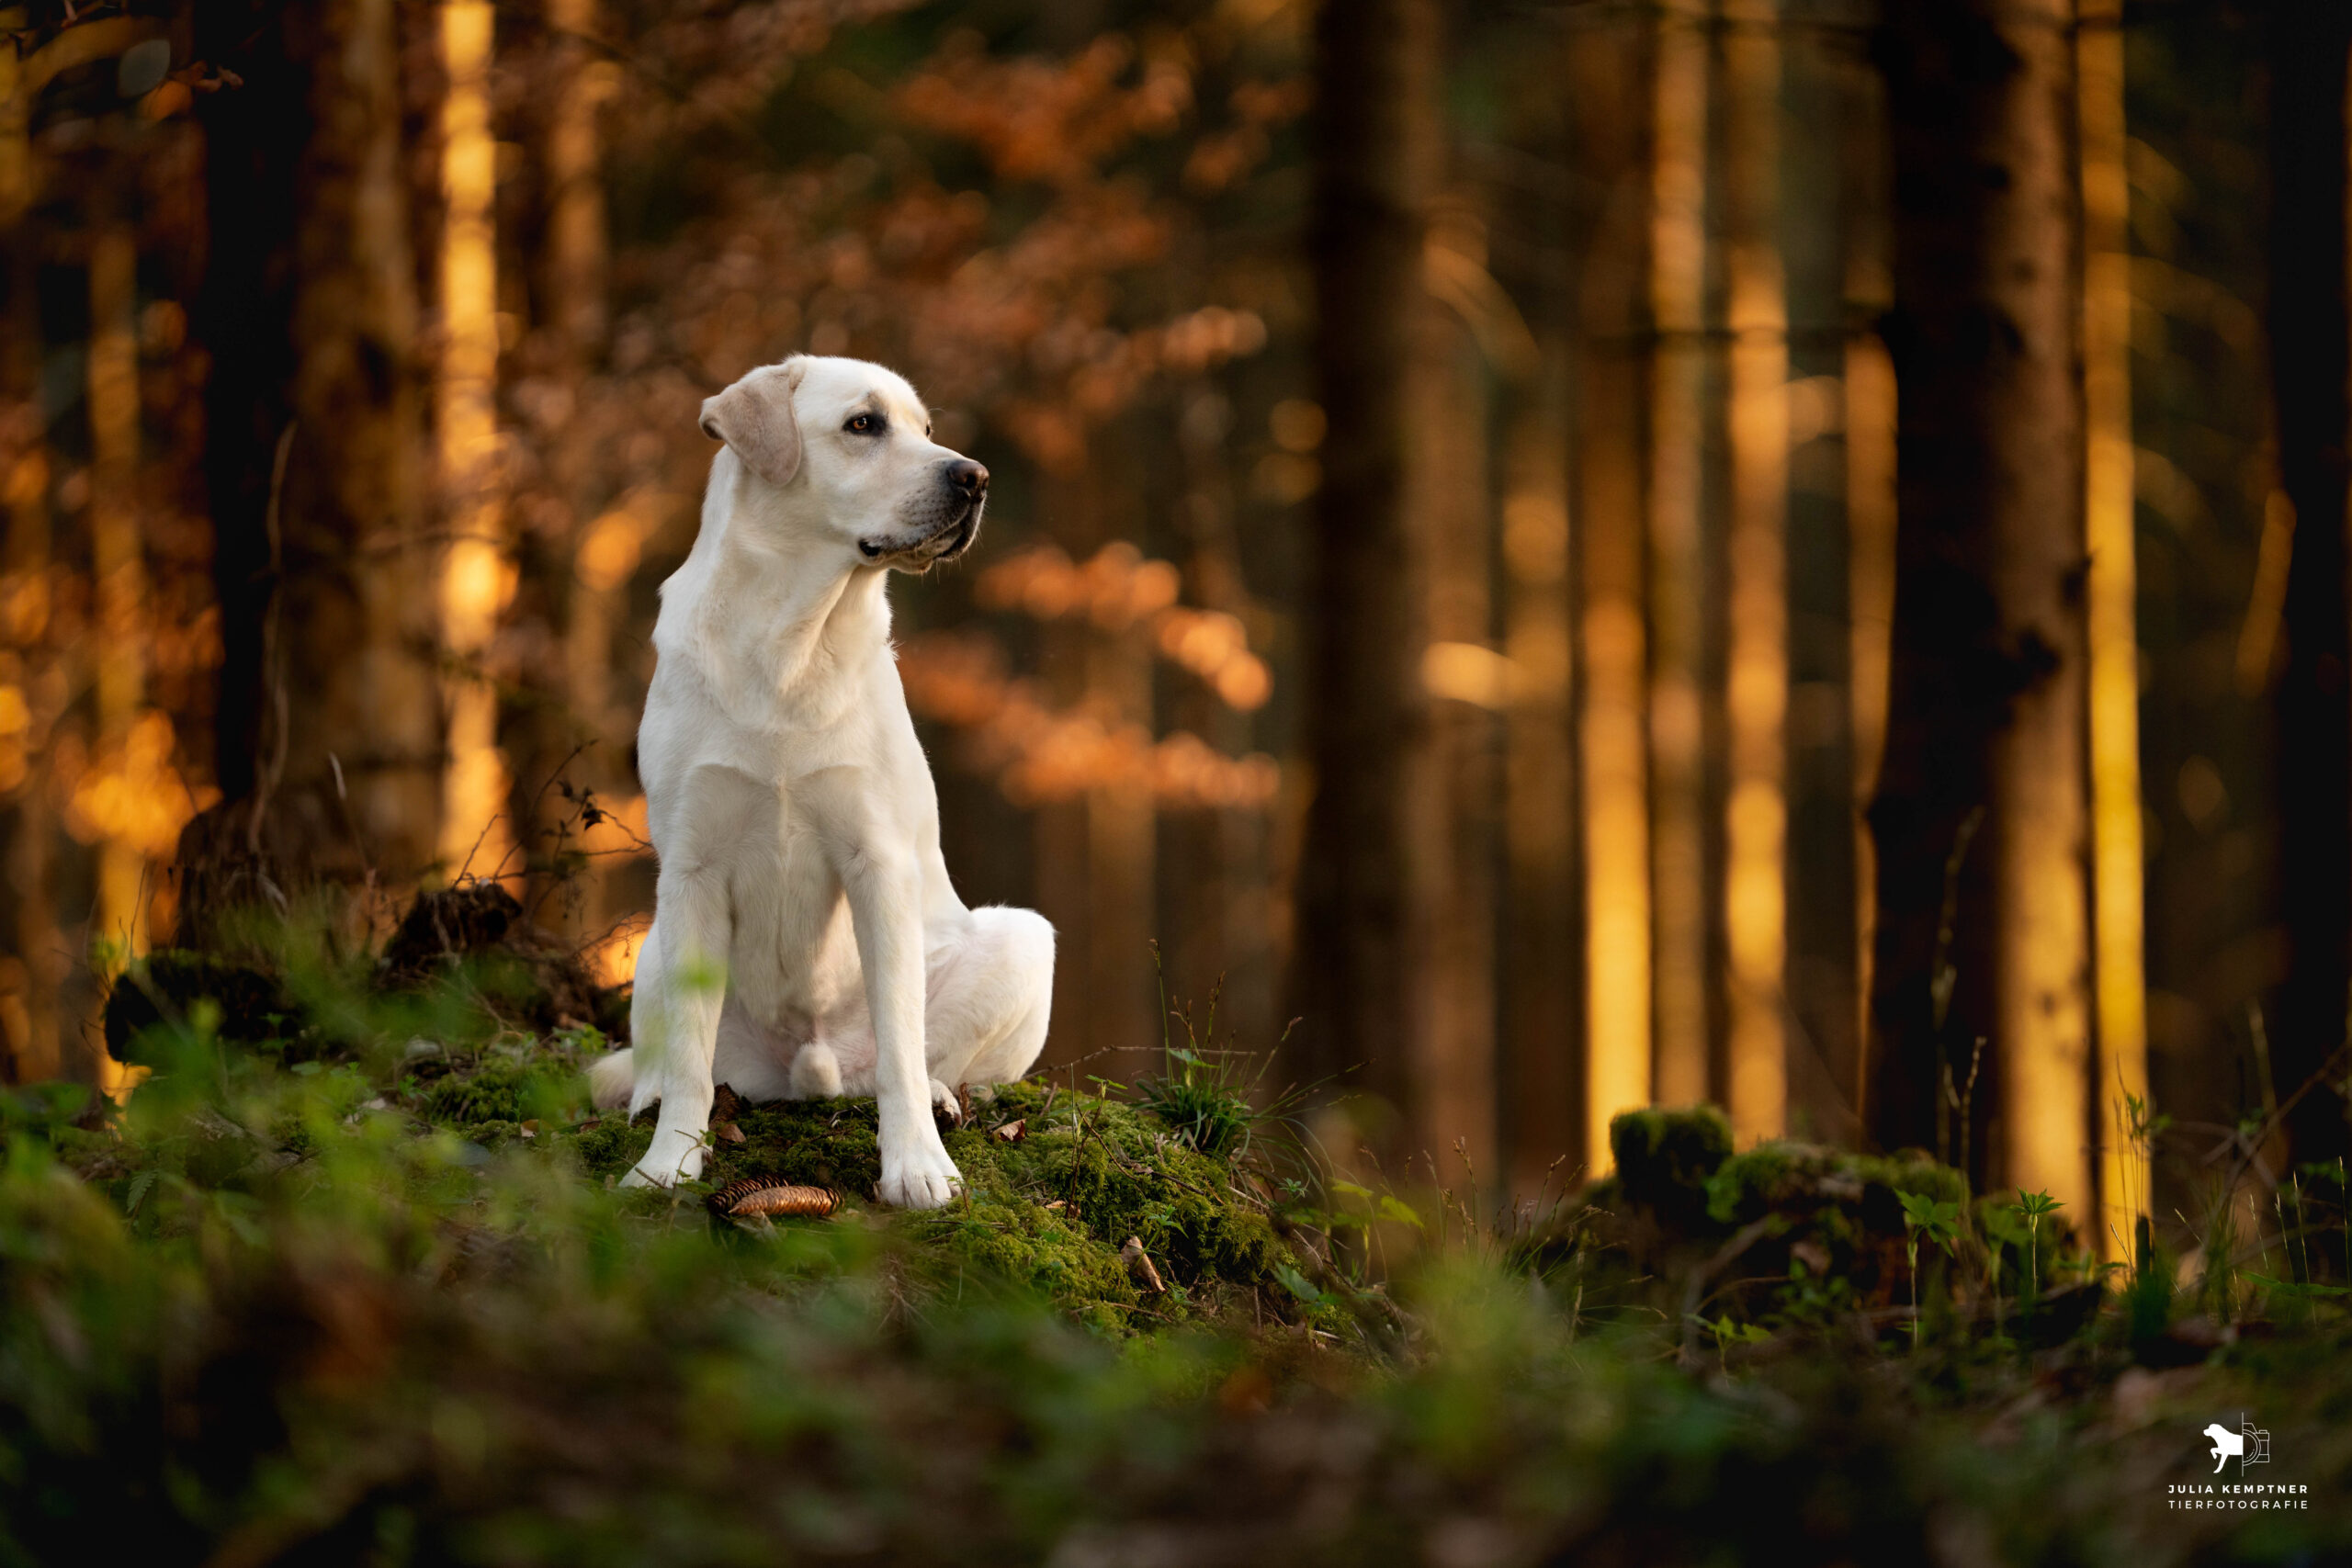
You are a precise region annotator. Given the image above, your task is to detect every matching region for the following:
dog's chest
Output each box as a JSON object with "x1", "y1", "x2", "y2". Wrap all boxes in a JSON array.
[{"x1": 724, "y1": 811, "x2": 861, "y2": 1014}]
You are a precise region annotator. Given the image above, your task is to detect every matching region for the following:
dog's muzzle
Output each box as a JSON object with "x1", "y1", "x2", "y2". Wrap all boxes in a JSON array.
[{"x1": 859, "y1": 459, "x2": 989, "y2": 567}]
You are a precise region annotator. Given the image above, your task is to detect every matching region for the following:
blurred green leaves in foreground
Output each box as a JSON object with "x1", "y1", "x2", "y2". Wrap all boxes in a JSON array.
[{"x1": 0, "y1": 918, "x2": 2347, "y2": 1565}]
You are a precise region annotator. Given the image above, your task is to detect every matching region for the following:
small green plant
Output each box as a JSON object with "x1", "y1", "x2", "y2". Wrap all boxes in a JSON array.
[
  {"x1": 1691, "y1": 1313, "x2": 1770, "y2": 1374},
  {"x1": 2008, "y1": 1188, "x2": 2063, "y2": 1303},
  {"x1": 1129, "y1": 947, "x2": 1310, "y2": 1166},
  {"x1": 1899, "y1": 1190, "x2": 1962, "y2": 1351}
]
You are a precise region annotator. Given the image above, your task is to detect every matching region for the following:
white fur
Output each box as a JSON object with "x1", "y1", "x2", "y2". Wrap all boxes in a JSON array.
[{"x1": 595, "y1": 355, "x2": 1054, "y2": 1207}]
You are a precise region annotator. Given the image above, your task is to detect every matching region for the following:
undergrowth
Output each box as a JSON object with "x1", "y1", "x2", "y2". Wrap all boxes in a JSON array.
[{"x1": 0, "y1": 897, "x2": 2346, "y2": 1564}]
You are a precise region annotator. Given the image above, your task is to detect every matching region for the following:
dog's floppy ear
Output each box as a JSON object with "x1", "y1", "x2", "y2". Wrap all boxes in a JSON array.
[{"x1": 700, "y1": 359, "x2": 808, "y2": 488}]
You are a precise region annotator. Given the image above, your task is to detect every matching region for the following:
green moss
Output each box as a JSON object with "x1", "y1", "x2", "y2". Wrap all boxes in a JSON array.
[
  {"x1": 421, "y1": 1053, "x2": 586, "y2": 1128},
  {"x1": 1610, "y1": 1104, "x2": 1735, "y2": 1228},
  {"x1": 1702, "y1": 1143, "x2": 1963, "y2": 1229},
  {"x1": 549, "y1": 1077, "x2": 1282, "y2": 1331}
]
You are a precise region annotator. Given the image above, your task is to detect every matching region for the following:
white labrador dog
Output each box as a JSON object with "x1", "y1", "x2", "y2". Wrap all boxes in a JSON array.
[{"x1": 587, "y1": 355, "x2": 1055, "y2": 1207}]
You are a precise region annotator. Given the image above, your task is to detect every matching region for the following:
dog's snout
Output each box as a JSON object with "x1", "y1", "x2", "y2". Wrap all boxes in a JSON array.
[{"x1": 944, "y1": 457, "x2": 989, "y2": 497}]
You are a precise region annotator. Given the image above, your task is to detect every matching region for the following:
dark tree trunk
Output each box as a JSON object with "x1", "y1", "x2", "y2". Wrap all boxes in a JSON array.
[
  {"x1": 196, "y1": 4, "x2": 301, "y2": 812},
  {"x1": 2267, "y1": 1, "x2": 2352, "y2": 1165},
  {"x1": 1293, "y1": 0, "x2": 1441, "y2": 1126},
  {"x1": 1868, "y1": 0, "x2": 2091, "y2": 1209},
  {"x1": 183, "y1": 0, "x2": 441, "y2": 904}
]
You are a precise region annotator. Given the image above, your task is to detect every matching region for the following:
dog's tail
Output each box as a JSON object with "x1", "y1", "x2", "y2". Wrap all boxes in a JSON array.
[{"x1": 587, "y1": 1048, "x2": 635, "y2": 1111}]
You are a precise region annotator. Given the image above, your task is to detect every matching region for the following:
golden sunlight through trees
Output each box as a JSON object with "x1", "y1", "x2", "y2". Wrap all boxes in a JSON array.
[
  {"x1": 1991, "y1": 0, "x2": 2095, "y2": 1228},
  {"x1": 2080, "y1": 0, "x2": 2149, "y2": 1260},
  {"x1": 1573, "y1": 17, "x2": 1651, "y2": 1177},
  {"x1": 85, "y1": 220, "x2": 147, "y2": 962},
  {"x1": 435, "y1": 0, "x2": 512, "y2": 883},
  {"x1": 1645, "y1": 0, "x2": 1710, "y2": 1113},
  {"x1": 1845, "y1": 335, "x2": 1896, "y2": 1129},
  {"x1": 1723, "y1": 0, "x2": 1789, "y2": 1145}
]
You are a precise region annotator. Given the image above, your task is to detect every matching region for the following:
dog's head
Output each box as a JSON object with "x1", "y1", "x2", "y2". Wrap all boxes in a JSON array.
[{"x1": 699, "y1": 355, "x2": 987, "y2": 573}]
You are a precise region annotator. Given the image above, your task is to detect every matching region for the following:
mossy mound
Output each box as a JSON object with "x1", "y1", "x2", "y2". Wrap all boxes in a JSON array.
[
  {"x1": 174, "y1": 1002, "x2": 1293, "y2": 1336},
  {"x1": 553, "y1": 1078, "x2": 1284, "y2": 1333},
  {"x1": 1579, "y1": 1105, "x2": 1984, "y2": 1324}
]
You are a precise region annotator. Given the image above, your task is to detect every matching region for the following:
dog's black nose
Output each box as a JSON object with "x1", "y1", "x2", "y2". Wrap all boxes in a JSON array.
[{"x1": 944, "y1": 458, "x2": 989, "y2": 496}]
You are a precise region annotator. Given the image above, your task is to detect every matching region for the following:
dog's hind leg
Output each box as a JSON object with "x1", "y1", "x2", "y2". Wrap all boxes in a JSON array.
[{"x1": 922, "y1": 906, "x2": 1056, "y2": 1095}]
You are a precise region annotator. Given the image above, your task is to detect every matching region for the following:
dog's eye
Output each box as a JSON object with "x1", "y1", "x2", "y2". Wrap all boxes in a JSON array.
[{"x1": 845, "y1": 412, "x2": 882, "y2": 435}]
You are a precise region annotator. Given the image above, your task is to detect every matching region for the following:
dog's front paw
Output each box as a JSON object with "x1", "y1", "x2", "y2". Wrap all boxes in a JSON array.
[
  {"x1": 877, "y1": 1129, "x2": 963, "y2": 1210},
  {"x1": 621, "y1": 1128, "x2": 707, "y2": 1188}
]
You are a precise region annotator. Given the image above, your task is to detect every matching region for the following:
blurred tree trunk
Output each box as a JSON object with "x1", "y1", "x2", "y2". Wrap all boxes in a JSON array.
[
  {"x1": 2267, "y1": 0, "x2": 2352, "y2": 1167},
  {"x1": 1870, "y1": 0, "x2": 2091, "y2": 1212},
  {"x1": 1722, "y1": 0, "x2": 1789, "y2": 1144},
  {"x1": 1839, "y1": 23, "x2": 1897, "y2": 1136},
  {"x1": 2078, "y1": 0, "x2": 2149, "y2": 1248},
  {"x1": 1165, "y1": 376, "x2": 1277, "y2": 1058},
  {"x1": 1500, "y1": 340, "x2": 1577, "y2": 1194},
  {"x1": 543, "y1": 0, "x2": 624, "y2": 932},
  {"x1": 264, "y1": 0, "x2": 441, "y2": 885},
  {"x1": 1, "y1": 92, "x2": 61, "y2": 1081},
  {"x1": 87, "y1": 216, "x2": 149, "y2": 960},
  {"x1": 1410, "y1": 203, "x2": 1499, "y2": 1178},
  {"x1": 436, "y1": 0, "x2": 513, "y2": 883},
  {"x1": 1294, "y1": 0, "x2": 1442, "y2": 1140},
  {"x1": 1032, "y1": 460, "x2": 1157, "y2": 1077},
  {"x1": 198, "y1": 3, "x2": 299, "y2": 826},
  {"x1": 1778, "y1": 1, "x2": 1867, "y2": 1145},
  {"x1": 1646, "y1": 0, "x2": 1712, "y2": 1112},
  {"x1": 1571, "y1": 15, "x2": 1654, "y2": 1175}
]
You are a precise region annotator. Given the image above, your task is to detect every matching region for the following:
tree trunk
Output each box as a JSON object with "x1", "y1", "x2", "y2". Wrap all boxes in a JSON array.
[
  {"x1": 87, "y1": 216, "x2": 149, "y2": 961},
  {"x1": 2267, "y1": 0, "x2": 2352, "y2": 1168},
  {"x1": 1294, "y1": 0, "x2": 1442, "y2": 1137},
  {"x1": 1870, "y1": 0, "x2": 2091, "y2": 1213},
  {"x1": 1722, "y1": 0, "x2": 1790, "y2": 1145},
  {"x1": 1571, "y1": 15, "x2": 1655, "y2": 1175},
  {"x1": 1841, "y1": 41, "x2": 1897, "y2": 1137},
  {"x1": 1500, "y1": 343, "x2": 1577, "y2": 1195},
  {"x1": 436, "y1": 0, "x2": 513, "y2": 884},
  {"x1": 1409, "y1": 203, "x2": 1498, "y2": 1178},
  {"x1": 198, "y1": 3, "x2": 300, "y2": 824},
  {"x1": 0, "y1": 95, "x2": 61, "y2": 1082},
  {"x1": 1646, "y1": 0, "x2": 1713, "y2": 1111},
  {"x1": 1779, "y1": 2, "x2": 1869, "y2": 1145},
  {"x1": 270, "y1": 0, "x2": 441, "y2": 884},
  {"x1": 2079, "y1": 0, "x2": 2150, "y2": 1248}
]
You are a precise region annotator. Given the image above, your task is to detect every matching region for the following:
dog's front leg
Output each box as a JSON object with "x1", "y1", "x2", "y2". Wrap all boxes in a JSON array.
[
  {"x1": 843, "y1": 845, "x2": 963, "y2": 1209},
  {"x1": 621, "y1": 872, "x2": 729, "y2": 1188}
]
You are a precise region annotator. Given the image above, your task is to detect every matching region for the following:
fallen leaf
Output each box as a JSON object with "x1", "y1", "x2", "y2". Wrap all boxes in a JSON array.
[
  {"x1": 1121, "y1": 1235, "x2": 1167, "y2": 1294},
  {"x1": 719, "y1": 1122, "x2": 745, "y2": 1144},
  {"x1": 993, "y1": 1119, "x2": 1027, "y2": 1144},
  {"x1": 520, "y1": 1120, "x2": 539, "y2": 1140}
]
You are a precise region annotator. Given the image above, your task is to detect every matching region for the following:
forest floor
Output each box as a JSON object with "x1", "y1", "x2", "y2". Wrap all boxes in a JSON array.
[{"x1": 2, "y1": 886, "x2": 2347, "y2": 1565}]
